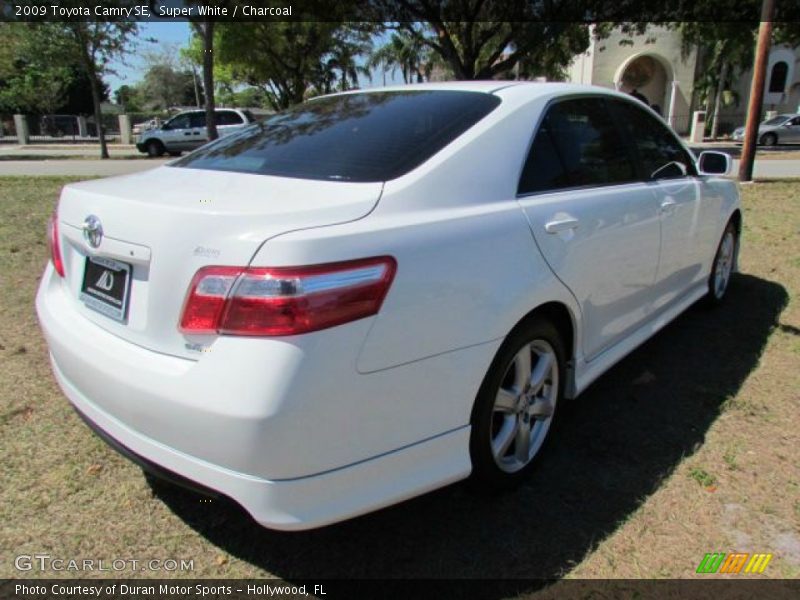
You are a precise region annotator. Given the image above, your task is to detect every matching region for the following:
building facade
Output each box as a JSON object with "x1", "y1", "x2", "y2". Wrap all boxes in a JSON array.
[{"x1": 566, "y1": 25, "x2": 800, "y2": 136}]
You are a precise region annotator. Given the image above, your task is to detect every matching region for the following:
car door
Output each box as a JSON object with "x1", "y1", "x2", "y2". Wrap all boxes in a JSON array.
[
  {"x1": 517, "y1": 97, "x2": 662, "y2": 360},
  {"x1": 159, "y1": 113, "x2": 192, "y2": 151},
  {"x1": 609, "y1": 99, "x2": 709, "y2": 311},
  {"x1": 187, "y1": 112, "x2": 208, "y2": 149},
  {"x1": 784, "y1": 116, "x2": 800, "y2": 142}
]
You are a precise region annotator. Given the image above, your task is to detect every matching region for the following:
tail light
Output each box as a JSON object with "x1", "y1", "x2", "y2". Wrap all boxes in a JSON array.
[
  {"x1": 46, "y1": 210, "x2": 65, "y2": 277},
  {"x1": 179, "y1": 256, "x2": 396, "y2": 336}
]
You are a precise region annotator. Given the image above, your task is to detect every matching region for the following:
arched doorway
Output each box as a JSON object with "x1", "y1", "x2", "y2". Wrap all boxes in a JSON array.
[{"x1": 615, "y1": 53, "x2": 672, "y2": 115}]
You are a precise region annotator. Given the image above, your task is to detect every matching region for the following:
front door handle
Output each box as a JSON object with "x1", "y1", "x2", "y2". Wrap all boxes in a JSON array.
[
  {"x1": 544, "y1": 217, "x2": 580, "y2": 234},
  {"x1": 660, "y1": 199, "x2": 677, "y2": 214}
]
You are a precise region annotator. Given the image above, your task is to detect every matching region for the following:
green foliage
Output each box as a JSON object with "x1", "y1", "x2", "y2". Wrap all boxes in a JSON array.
[
  {"x1": 688, "y1": 467, "x2": 717, "y2": 487},
  {"x1": 0, "y1": 24, "x2": 73, "y2": 114},
  {"x1": 215, "y1": 22, "x2": 376, "y2": 110},
  {"x1": 383, "y1": 2, "x2": 593, "y2": 80},
  {"x1": 368, "y1": 32, "x2": 438, "y2": 84}
]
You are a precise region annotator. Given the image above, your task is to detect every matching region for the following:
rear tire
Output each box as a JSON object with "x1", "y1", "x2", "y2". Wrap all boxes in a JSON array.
[
  {"x1": 705, "y1": 222, "x2": 737, "y2": 306},
  {"x1": 145, "y1": 140, "x2": 165, "y2": 158},
  {"x1": 469, "y1": 317, "x2": 565, "y2": 490}
]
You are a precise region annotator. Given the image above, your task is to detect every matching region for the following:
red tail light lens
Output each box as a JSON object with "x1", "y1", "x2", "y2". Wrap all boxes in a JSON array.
[
  {"x1": 179, "y1": 257, "x2": 396, "y2": 336},
  {"x1": 46, "y1": 210, "x2": 65, "y2": 277}
]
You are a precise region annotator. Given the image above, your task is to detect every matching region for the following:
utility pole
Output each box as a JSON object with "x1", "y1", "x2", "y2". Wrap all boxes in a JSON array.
[
  {"x1": 192, "y1": 67, "x2": 201, "y2": 108},
  {"x1": 739, "y1": 0, "x2": 775, "y2": 182}
]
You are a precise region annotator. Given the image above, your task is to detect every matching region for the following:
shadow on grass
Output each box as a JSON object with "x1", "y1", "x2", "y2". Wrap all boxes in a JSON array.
[{"x1": 148, "y1": 273, "x2": 787, "y2": 585}]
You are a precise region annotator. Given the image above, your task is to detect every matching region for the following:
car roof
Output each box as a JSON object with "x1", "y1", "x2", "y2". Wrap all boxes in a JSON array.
[{"x1": 316, "y1": 81, "x2": 636, "y2": 102}]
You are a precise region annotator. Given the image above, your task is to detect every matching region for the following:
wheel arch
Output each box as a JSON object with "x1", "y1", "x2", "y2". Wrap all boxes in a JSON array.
[{"x1": 506, "y1": 300, "x2": 579, "y2": 399}]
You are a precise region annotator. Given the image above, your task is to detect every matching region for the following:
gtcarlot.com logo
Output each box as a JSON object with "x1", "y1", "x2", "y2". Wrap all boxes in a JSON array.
[
  {"x1": 696, "y1": 552, "x2": 772, "y2": 574},
  {"x1": 14, "y1": 554, "x2": 194, "y2": 572}
]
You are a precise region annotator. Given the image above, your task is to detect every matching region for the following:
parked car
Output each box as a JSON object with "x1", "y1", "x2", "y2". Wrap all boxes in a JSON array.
[
  {"x1": 135, "y1": 108, "x2": 255, "y2": 157},
  {"x1": 132, "y1": 118, "x2": 161, "y2": 137},
  {"x1": 37, "y1": 83, "x2": 739, "y2": 530},
  {"x1": 732, "y1": 113, "x2": 800, "y2": 145}
]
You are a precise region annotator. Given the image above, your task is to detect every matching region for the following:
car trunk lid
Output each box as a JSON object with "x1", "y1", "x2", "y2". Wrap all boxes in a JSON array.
[{"x1": 56, "y1": 166, "x2": 383, "y2": 359}]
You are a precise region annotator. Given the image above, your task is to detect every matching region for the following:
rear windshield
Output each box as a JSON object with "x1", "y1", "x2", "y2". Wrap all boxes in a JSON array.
[{"x1": 172, "y1": 91, "x2": 501, "y2": 182}]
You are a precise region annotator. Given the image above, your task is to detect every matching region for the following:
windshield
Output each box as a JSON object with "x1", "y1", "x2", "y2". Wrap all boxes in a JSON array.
[
  {"x1": 171, "y1": 91, "x2": 502, "y2": 182},
  {"x1": 763, "y1": 116, "x2": 790, "y2": 126}
]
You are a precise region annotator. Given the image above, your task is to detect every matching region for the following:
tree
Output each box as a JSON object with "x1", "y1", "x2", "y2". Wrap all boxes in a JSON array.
[
  {"x1": 368, "y1": 32, "x2": 434, "y2": 84},
  {"x1": 216, "y1": 22, "x2": 375, "y2": 111},
  {"x1": 136, "y1": 45, "x2": 200, "y2": 110},
  {"x1": 60, "y1": 21, "x2": 137, "y2": 158},
  {"x1": 674, "y1": 19, "x2": 800, "y2": 140},
  {"x1": 382, "y1": 2, "x2": 593, "y2": 80},
  {"x1": 140, "y1": 65, "x2": 198, "y2": 110},
  {"x1": 189, "y1": 20, "x2": 218, "y2": 140},
  {"x1": 60, "y1": 66, "x2": 110, "y2": 115},
  {"x1": 114, "y1": 85, "x2": 142, "y2": 112},
  {"x1": 0, "y1": 24, "x2": 73, "y2": 114},
  {"x1": 674, "y1": 23, "x2": 756, "y2": 140}
]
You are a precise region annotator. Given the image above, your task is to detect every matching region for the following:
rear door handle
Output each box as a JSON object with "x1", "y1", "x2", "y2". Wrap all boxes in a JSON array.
[{"x1": 544, "y1": 217, "x2": 580, "y2": 234}]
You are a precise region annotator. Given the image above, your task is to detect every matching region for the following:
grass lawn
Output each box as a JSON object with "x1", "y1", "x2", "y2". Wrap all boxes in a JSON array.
[{"x1": 1, "y1": 176, "x2": 798, "y2": 585}]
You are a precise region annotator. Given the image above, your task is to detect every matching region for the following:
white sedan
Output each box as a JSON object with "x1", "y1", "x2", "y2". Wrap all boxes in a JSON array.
[{"x1": 36, "y1": 82, "x2": 740, "y2": 530}]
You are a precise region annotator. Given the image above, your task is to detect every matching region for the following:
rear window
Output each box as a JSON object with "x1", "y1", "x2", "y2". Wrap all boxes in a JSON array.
[{"x1": 172, "y1": 91, "x2": 501, "y2": 182}]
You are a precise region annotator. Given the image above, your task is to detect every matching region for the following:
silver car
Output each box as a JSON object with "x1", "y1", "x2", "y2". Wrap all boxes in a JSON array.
[
  {"x1": 732, "y1": 114, "x2": 800, "y2": 146},
  {"x1": 136, "y1": 109, "x2": 255, "y2": 157}
]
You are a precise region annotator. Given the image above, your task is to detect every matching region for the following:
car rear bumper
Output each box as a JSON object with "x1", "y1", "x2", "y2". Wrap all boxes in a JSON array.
[
  {"x1": 53, "y1": 357, "x2": 469, "y2": 530},
  {"x1": 36, "y1": 264, "x2": 485, "y2": 529}
]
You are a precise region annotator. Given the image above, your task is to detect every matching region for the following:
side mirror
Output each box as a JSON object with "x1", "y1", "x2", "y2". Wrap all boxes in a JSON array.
[{"x1": 697, "y1": 151, "x2": 732, "y2": 176}]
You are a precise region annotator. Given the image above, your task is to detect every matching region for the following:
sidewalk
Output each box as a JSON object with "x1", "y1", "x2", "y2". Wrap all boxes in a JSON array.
[{"x1": 0, "y1": 144, "x2": 140, "y2": 158}]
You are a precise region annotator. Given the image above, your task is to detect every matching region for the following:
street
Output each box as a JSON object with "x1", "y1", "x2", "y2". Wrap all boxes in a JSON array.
[{"x1": 0, "y1": 143, "x2": 798, "y2": 178}]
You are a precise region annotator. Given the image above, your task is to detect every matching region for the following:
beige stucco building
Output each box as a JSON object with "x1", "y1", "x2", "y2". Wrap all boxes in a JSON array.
[{"x1": 566, "y1": 25, "x2": 800, "y2": 136}]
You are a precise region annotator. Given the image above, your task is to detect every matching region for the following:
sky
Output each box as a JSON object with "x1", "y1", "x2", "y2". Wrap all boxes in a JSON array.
[
  {"x1": 107, "y1": 22, "x2": 192, "y2": 91},
  {"x1": 106, "y1": 23, "x2": 403, "y2": 96}
]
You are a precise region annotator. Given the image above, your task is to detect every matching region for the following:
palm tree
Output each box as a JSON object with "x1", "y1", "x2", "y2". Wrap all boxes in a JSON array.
[{"x1": 368, "y1": 32, "x2": 433, "y2": 85}]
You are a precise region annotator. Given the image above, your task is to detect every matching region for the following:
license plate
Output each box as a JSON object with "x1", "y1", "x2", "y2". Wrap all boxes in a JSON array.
[{"x1": 79, "y1": 256, "x2": 132, "y2": 322}]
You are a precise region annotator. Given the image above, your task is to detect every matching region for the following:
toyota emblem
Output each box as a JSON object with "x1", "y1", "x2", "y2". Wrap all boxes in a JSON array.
[{"x1": 82, "y1": 215, "x2": 103, "y2": 249}]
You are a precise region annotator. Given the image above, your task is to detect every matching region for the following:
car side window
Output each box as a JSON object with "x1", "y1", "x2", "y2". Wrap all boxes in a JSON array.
[
  {"x1": 789, "y1": 116, "x2": 800, "y2": 127},
  {"x1": 167, "y1": 114, "x2": 191, "y2": 130},
  {"x1": 609, "y1": 99, "x2": 696, "y2": 180},
  {"x1": 518, "y1": 97, "x2": 636, "y2": 195},
  {"x1": 217, "y1": 111, "x2": 244, "y2": 126},
  {"x1": 189, "y1": 112, "x2": 207, "y2": 128}
]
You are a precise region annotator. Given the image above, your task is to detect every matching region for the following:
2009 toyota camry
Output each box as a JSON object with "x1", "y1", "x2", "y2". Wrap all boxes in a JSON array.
[{"x1": 36, "y1": 82, "x2": 740, "y2": 530}]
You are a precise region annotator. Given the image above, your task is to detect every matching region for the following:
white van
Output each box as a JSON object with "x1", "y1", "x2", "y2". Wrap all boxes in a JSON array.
[{"x1": 136, "y1": 108, "x2": 255, "y2": 157}]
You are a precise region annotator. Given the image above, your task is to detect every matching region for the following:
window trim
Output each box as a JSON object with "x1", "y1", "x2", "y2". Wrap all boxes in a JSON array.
[
  {"x1": 606, "y1": 96, "x2": 698, "y2": 182},
  {"x1": 216, "y1": 110, "x2": 244, "y2": 126},
  {"x1": 515, "y1": 93, "x2": 643, "y2": 198}
]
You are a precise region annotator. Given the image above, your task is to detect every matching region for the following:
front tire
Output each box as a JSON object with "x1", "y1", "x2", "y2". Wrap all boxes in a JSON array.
[
  {"x1": 706, "y1": 222, "x2": 737, "y2": 305},
  {"x1": 145, "y1": 139, "x2": 165, "y2": 158},
  {"x1": 469, "y1": 317, "x2": 565, "y2": 490},
  {"x1": 760, "y1": 132, "x2": 778, "y2": 146}
]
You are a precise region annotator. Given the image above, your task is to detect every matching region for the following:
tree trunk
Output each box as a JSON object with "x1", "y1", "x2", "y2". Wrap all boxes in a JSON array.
[
  {"x1": 87, "y1": 68, "x2": 108, "y2": 159},
  {"x1": 710, "y1": 61, "x2": 729, "y2": 140},
  {"x1": 200, "y1": 21, "x2": 217, "y2": 141}
]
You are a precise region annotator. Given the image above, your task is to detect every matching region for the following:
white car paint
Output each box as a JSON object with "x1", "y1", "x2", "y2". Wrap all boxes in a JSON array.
[{"x1": 36, "y1": 82, "x2": 741, "y2": 530}]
